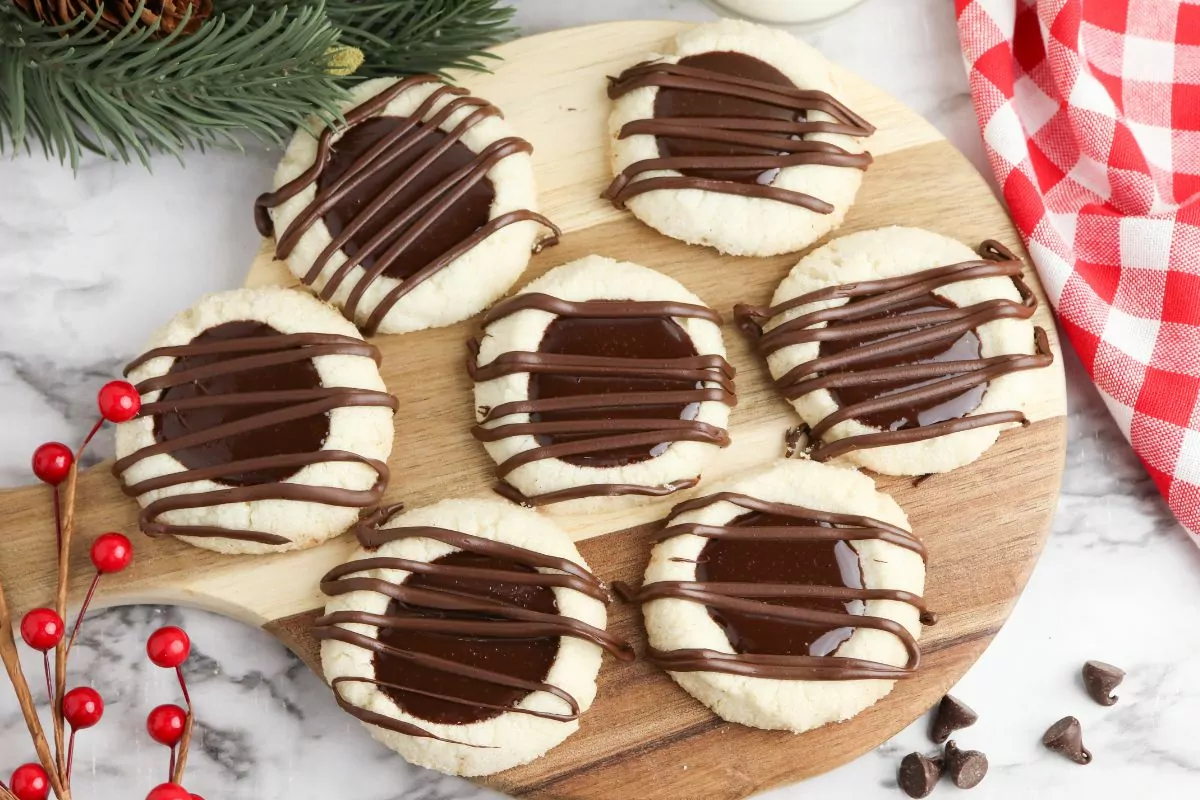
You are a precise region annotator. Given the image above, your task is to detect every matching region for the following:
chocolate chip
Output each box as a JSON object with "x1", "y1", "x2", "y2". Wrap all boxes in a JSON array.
[
  {"x1": 1082, "y1": 660, "x2": 1125, "y2": 706},
  {"x1": 897, "y1": 752, "x2": 942, "y2": 798},
  {"x1": 944, "y1": 741, "x2": 988, "y2": 789},
  {"x1": 929, "y1": 694, "x2": 978, "y2": 743},
  {"x1": 1042, "y1": 716, "x2": 1092, "y2": 764}
]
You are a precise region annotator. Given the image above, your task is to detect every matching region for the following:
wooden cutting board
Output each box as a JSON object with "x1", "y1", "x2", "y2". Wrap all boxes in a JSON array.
[{"x1": 0, "y1": 21, "x2": 1067, "y2": 800}]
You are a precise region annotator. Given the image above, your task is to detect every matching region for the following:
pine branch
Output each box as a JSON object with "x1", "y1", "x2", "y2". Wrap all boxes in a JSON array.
[
  {"x1": 0, "y1": 1, "x2": 349, "y2": 169},
  {"x1": 223, "y1": 0, "x2": 516, "y2": 79}
]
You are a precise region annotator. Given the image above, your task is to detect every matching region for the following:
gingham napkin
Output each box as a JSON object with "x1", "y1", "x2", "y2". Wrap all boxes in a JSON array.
[{"x1": 956, "y1": 0, "x2": 1200, "y2": 541}]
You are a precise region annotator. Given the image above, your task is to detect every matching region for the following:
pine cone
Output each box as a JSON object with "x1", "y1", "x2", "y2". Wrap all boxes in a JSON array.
[
  {"x1": 13, "y1": 0, "x2": 212, "y2": 35},
  {"x1": 12, "y1": 0, "x2": 118, "y2": 28},
  {"x1": 109, "y1": 0, "x2": 214, "y2": 35}
]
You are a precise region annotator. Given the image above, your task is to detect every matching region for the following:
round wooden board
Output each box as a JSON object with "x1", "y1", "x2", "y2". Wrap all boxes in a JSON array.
[{"x1": 0, "y1": 21, "x2": 1067, "y2": 800}]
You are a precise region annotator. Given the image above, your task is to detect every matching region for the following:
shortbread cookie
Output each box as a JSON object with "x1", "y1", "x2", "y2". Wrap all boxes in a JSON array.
[
  {"x1": 256, "y1": 76, "x2": 560, "y2": 336},
  {"x1": 604, "y1": 19, "x2": 874, "y2": 256},
  {"x1": 468, "y1": 255, "x2": 737, "y2": 511},
  {"x1": 113, "y1": 287, "x2": 397, "y2": 555},
  {"x1": 735, "y1": 227, "x2": 1054, "y2": 475},
  {"x1": 634, "y1": 459, "x2": 929, "y2": 733},
  {"x1": 316, "y1": 499, "x2": 633, "y2": 777}
]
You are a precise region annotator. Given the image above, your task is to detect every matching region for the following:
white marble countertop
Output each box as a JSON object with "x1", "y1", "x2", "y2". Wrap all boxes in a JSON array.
[{"x1": 2, "y1": 0, "x2": 1198, "y2": 797}]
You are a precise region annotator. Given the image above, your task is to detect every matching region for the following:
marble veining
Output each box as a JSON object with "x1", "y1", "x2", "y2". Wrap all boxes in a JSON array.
[{"x1": 2, "y1": 0, "x2": 1197, "y2": 797}]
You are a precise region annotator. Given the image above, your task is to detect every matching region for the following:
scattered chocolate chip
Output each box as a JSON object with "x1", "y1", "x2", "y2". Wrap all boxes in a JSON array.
[
  {"x1": 898, "y1": 752, "x2": 943, "y2": 798},
  {"x1": 919, "y1": 610, "x2": 940, "y2": 626},
  {"x1": 912, "y1": 473, "x2": 934, "y2": 488},
  {"x1": 929, "y1": 694, "x2": 978, "y2": 743},
  {"x1": 1042, "y1": 716, "x2": 1092, "y2": 764},
  {"x1": 944, "y1": 741, "x2": 988, "y2": 789},
  {"x1": 1082, "y1": 660, "x2": 1125, "y2": 706}
]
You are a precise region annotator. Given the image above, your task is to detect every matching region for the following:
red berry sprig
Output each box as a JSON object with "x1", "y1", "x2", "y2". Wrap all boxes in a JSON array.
[
  {"x1": 62, "y1": 531, "x2": 135, "y2": 660},
  {"x1": 147, "y1": 704, "x2": 187, "y2": 747},
  {"x1": 61, "y1": 686, "x2": 104, "y2": 781},
  {"x1": 146, "y1": 784, "x2": 192, "y2": 800},
  {"x1": 0, "y1": 378, "x2": 147, "y2": 800},
  {"x1": 147, "y1": 627, "x2": 196, "y2": 789},
  {"x1": 7, "y1": 764, "x2": 50, "y2": 800},
  {"x1": 147, "y1": 627, "x2": 191, "y2": 669},
  {"x1": 18, "y1": 609, "x2": 63, "y2": 652},
  {"x1": 75, "y1": 379, "x2": 142, "y2": 455},
  {"x1": 62, "y1": 687, "x2": 104, "y2": 730},
  {"x1": 97, "y1": 380, "x2": 141, "y2": 423},
  {"x1": 91, "y1": 532, "x2": 133, "y2": 574},
  {"x1": 30, "y1": 443, "x2": 73, "y2": 487}
]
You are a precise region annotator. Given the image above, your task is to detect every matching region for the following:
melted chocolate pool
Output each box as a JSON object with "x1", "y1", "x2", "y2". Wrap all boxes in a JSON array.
[
  {"x1": 318, "y1": 116, "x2": 495, "y2": 281},
  {"x1": 528, "y1": 314, "x2": 701, "y2": 468},
  {"x1": 373, "y1": 551, "x2": 560, "y2": 725},
  {"x1": 697, "y1": 511, "x2": 865, "y2": 657},
  {"x1": 653, "y1": 50, "x2": 804, "y2": 184},
  {"x1": 152, "y1": 320, "x2": 329, "y2": 486},
  {"x1": 818, "y1": 294, "x2": 986, "y2": 430}
]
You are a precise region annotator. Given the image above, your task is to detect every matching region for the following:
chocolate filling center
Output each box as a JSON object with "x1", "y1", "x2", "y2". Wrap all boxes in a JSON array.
[
  {"x1": 697, "y1": 510, "x2": 864, "y2": 657},
  {"x1": 152, "y1": 320, "x2": 329, "y2": 486},
  {"x1": 653, "y1": 50, "x2": 804, "y2": 184},
  {"x1": 318, "y1": 116, "x2": 495, "y2": 281},
  {"x1": 528, "y1": 313, "x2": 701, "y2": 468},
  {"x1": 373, "y1": 551, "x2": 560, "y2": 725},
  {"x1": 818, "y1": 294, "x2": 986, "y2": 430}
]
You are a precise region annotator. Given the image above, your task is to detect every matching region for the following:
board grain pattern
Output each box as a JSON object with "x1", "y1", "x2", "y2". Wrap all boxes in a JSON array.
[{"x1": 0, "y1": 22, "x2": 1067, "y2": 800}]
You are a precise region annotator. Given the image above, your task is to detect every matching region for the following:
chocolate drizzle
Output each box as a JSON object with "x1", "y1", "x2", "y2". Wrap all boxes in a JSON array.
[
  {"x1": 314, "y1": 506, "x2": 634, "y2": 744},
  {"x1": 734, "y1": 241, "x2": 1055, "y2": 462},
  {"x1": 630, "y1": 492, "x2": 929, "y2": 681},
  {"x1": 254, "y1": 75, "x2": 561, "y2": 335},
  {"x1": 114, "y1": 324, "x2": 398, "y2": 545},
  {"x1": 603, "y1": 53, "x2": 874, "y2": 211},
  {"x1": 468, "y1": 293, "x2": 737, "y2": 506}
]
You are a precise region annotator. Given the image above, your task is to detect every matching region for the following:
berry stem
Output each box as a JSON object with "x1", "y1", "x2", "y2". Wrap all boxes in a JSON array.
[
  {"x1": 67, "y1": 730, "x2": 77, "y2": 781},
  {"x1": 168, "y1": 747, "x2": 177, "y2": 782},
  {"x1": 52, "y1": 486, "x2": 63, "y2": 554},
  {"x1": 43, "y1": 652, "x2": 54, "y2": 707},
  {"x1": 51, "y1": 460, "x2": 79, "y2": 786},
  {"x1": 175, "y1": 667, "x2": 192, "y2": 708},
  {"x1": 0, "y1": 785, "x2": 16, "y2": 800},
  {"x1": 51, "y1": 420, "x2": 102, "y2": 793},
  {"x1": 65, "y1": 573, "x2": 102, "y2": 658},
  {"x1": 0, "y1": 579, "x2": 66, "y2": 798},
  {"x1": 171, "y1": 667, "x2": 194, "y2": 785},
  {"x1": 79, "y1": 418, "x2": 104, "y2": 452}
]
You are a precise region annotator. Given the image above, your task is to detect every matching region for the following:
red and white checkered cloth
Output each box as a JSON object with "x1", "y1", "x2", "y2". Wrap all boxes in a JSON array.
[{"x1": 956, "y1": 0, "x2": 1200, "y2": 542}]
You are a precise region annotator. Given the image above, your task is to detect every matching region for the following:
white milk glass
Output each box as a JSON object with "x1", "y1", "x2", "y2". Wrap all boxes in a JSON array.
[{"x1": 711, "y1": 0, "x2": 866, "y2": 24}]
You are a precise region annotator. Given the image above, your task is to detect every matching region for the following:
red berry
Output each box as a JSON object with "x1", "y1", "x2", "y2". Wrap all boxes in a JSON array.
[
  {"x1": 147, "y1": 626, "x2": 191, "y2": 668},
  {"x1": 31, "y1": 442, "x2": 73, "y2": 486},
  {"x1": 145, "y1": 784, "x2": 191, "y2": 800},
  {"x1": 146, "y1": 703, "x2": 187, "y2": 746},
  {"x1": 90, "y1": 532, "x2": 133, "y2": 573},
  {"x1": 19, "y1": 608, "x2": 64, "y2": 652},
  {"x1": 191, "y1": 796, "x2": 205, "y2": 800},
  {"x1": 97, "y1": 380, "x2": 141, "y2": 423},
  {"x1": 9, "y1": 763, "x2": 50, "y2": 800},
  {"x1": 62, "y1": 686, "x2": 104, "y2": 729}
]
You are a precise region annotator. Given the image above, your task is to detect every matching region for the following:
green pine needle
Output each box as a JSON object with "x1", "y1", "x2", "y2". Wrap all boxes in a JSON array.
[
  {"x1": 224, "y1": 0, "x2": 517, "y2": 78},
  {"x1": 0, "y1": 0, "x2": 515, "y2": 169}
]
